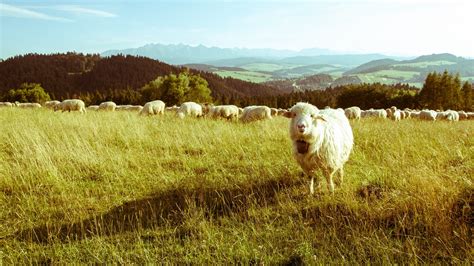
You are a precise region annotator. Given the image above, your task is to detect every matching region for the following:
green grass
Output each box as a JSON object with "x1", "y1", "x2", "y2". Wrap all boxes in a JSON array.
[
  {"x1": 240, "y1": 63, "x2": 293, "y2": 72},
  {"x1": 0, "y1": 109, "x2": 473, "y2": 264},
  {"x1": 214, "y1": 70, "x2": 273, "y2": 83},
  {"x1": 394, "y1": 60, "x2": 457, "y2": 68},
  {"x1": 357, "y1": 70, "x2": 419, "y2": 84}
]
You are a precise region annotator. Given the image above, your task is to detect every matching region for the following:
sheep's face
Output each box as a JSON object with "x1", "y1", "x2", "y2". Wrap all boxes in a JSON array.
[{"x1": 284, "y1": 103, "x2": 324, "y2": 139}]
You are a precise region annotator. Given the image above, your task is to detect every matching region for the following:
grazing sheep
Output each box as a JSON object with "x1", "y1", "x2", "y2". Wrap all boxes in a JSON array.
[
  {"x1": 87, "y1": 105, "x2": 99, "y2": 111},
  {"x1": 361, "y1": 109, "x2": 387, "y2": 119},
  {"x1": 55, "y1": 99, "x2": 86, "y2": 113},
  {"x1": 239, "y1": 105, "x2": 272, "y2": 123},
  {"x1": 115, "y1": 105, "x2": 131, "y2": 111},
  {"x1": 176, "y1": 102, "x2": 203, "y2": 119},
  {"x1": 201, "y1": 103, "x2": 214, "y2": 116},
  {"x1": 98, "y1": 101, "x2": 117, "y2": 111},
  {"x1": 457, "y1": 111, "x2": 468, "y2": 120},
  {"x1": 44, "y1": 100, "x2": 60, "y2": 109},
  {"x1": 437, "y1": 110, "x2": 459, "y2": 122},
  {"x1": 344, "y1": 106, "x2": 361, "y2": 120},
  {"x1": 419, "y1": 110, "x2": 437, "y2": 121},
  {"x1": 270, "y1": 108, "x2": 279, "y2": 117},
  {"x1": 166, "y1": 105, "x2": 179, "y2": 112},
  {"x1": 209, "y1": 105, "x2": 240, "y2": 120},
  {"x1": 284, "y1": 102, "x2": 353, "y2": 194},
  {"x1": 139, "y1": 100, "x2": 165, "y2": 116},
  {"x1": 0, "y1": 102, "x2": 14, "y2": 108},
  {"x1": 467, "y1": 112, "x2": 474, "y2": 120},
  {"x1": 125, "y1": 105, "x2": 143, "y2": 112},
  {"x1": 17, "y1": 103, "x2": 42, "y2": 109}
]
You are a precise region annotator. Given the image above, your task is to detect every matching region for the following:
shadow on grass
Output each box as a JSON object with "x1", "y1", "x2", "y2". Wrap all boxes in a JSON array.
[{"x1": 12, "y1": 175, "x2": 300, "y2": 243}]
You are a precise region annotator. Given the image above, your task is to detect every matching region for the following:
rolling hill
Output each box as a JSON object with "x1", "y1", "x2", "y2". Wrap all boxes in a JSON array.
[{"x1": 0, "y1": 53, "x2": 283, "y2": 103}]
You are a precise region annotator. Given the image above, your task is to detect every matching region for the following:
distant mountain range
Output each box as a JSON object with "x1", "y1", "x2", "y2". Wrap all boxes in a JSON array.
[
  {"x1": 100, "y1": 44, "x2": 473, "y2": 89},
  {"x1": 101, "y1": 43, "x2": 345, "y2": 65}
]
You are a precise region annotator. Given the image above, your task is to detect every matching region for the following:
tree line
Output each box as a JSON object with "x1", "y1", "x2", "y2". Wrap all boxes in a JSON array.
[{"x1": 3, "y1": 71, "x2": 472, "y2": 111}]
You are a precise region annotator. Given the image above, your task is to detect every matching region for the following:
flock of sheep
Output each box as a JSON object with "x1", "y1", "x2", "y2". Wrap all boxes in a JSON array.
[
  {"x1": 2, "y1": 99, "x2": 472, "y2": 123},
  {"x1": 1, "y1": 99, "x2": 472, "y2": 194}
]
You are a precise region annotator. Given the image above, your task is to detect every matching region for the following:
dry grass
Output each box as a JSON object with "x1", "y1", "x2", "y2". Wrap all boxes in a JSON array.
[{"x1": 0, "y1": 108, "x2": 472, "y2": 264}]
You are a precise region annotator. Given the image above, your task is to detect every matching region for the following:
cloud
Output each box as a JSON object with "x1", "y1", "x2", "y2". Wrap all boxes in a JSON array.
[
  {"x1": 53, "y1": 5, "x2": 117, "y2": 18},
  {"x1": 0, "y1": 3, "x2": 72, "y2": 22}
]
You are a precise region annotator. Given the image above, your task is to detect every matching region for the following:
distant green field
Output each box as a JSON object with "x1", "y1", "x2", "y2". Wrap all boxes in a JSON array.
[
  {"x1": 357, "y1": 70, "x2": 419, "y2": 84},
  {"x1": 240, "y1": 63, "x2": 293, "y2": 72},
  {"x1": 394, "y1": 60, "x2": 456, "y2": 68},
  {"x1": 214, "y1": 70, "x2": 273, "y2": 83}
]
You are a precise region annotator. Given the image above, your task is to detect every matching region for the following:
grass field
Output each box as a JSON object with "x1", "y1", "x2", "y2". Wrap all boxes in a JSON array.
[
  {"x1": 214, "y1": 70, "x2": 273, "y2": 83},
  {"x1": 357, "y1": 70, "x2": 419, "y2": 84},
  {"x1": 0, "y1": 108, "x2": 473, "y2": 264},
  {"x1": 394, "y1": 60, "x2": 457, "y2": 68}
]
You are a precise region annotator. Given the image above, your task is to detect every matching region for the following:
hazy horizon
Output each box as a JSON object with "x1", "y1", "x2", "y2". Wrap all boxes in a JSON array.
[{"x1": 1, "y1": 0, "x2": 474, "y2": 59}]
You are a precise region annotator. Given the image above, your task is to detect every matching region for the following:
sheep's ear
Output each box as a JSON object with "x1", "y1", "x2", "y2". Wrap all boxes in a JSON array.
[
  {"x1": 311, "y1": 114, "x2": 326, "y2": 122},
  {"x1": 283, "y1": 111, "x2": 295, "y2": 118}
]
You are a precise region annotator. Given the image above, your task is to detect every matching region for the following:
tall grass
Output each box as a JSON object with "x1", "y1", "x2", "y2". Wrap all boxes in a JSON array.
[{"x1": 0, "y1": 108, "x2": 472, "y2": 264}]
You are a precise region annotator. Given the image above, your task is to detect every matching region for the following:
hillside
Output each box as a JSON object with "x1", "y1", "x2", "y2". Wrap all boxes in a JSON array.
[
  {"x1": 102, "y1": 43, "x2": 409, "y2": 81},
  {"x1": 346, "y1": 53, "x2": 474, "y2": 87},
  {"x1": 262, "y1": 53, "x2": 474, "y2": 92},
  {"x1": 0, "y1": 53, "x2": 282, "y2": 102}
]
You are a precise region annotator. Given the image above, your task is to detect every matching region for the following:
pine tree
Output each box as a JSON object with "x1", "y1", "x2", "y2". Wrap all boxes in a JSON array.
[{"x1": 461, "y1": 81, "x2": 472, "y2": 111}]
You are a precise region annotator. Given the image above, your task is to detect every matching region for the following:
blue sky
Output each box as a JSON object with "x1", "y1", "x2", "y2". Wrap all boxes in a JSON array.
[{"x1": 1, "y1": 0, "x2": 473, "y2": 59}]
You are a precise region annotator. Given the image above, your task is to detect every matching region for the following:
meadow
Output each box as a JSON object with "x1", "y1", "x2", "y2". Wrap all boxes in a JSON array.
[{"x1": 0, "y1": 108, "x2": 472, "y2": 264}]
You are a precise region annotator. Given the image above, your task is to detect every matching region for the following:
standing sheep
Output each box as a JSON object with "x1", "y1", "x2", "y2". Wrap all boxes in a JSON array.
[
  {"x1": 284, "y1": 102, "x2": 354, "y2": 194},
  {"x1": 139, "y1": 100, "x2": 165, "y2": 116},
  {"x1": 98, "y1": 101, "x2": 117, "y2": 111},
  {"x1": 239, "y1": 106, "x2": 272, "y2": 123},
  {"x1": 419, "y1": 110, "x2": 437, "y2": 121},
  {"x1": 87, "y1": 105, "x2": 99, "y2": 111},
  {"x1": 176, "y1": 102, "x2": 203, "y2": 119},
  {"x1": 44, "y1": 100, "x2": 60, "y2": 109},
  {"x1": 209, "y1": 105, "x2": 240, "y2": 120},
  {"x1": 0, "y1": 102, "x2": 14, "y2": 108},
  {"x1": 17, "y1": 103, "x2": 42, "y2": 109},
  {"x1": 344, "y1": 106, "x2": 361, "y2": 120},
  {"x1": 55, "y1": 99, "x2": 86, "y2": 113}
]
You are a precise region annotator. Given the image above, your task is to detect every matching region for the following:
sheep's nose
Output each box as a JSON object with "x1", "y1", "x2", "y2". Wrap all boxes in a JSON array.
[{"x1": 297, "y1": 124, "x2": 305, "y2": 131}]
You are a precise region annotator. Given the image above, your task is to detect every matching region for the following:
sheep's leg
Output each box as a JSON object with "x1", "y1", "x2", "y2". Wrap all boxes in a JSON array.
[
  {"x1": 307, "y1": 174, "x2": 321, "y2": 195},
  {"x1": 325, "y1": 169, "x2": 336, "y2": 193},
  {"x1": 334, "y1": 168, "x2": 344, "y2": 187}
]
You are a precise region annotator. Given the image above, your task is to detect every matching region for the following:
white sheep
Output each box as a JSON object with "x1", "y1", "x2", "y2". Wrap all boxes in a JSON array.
[
  {"x1": 55, "y1": 99, "x2": 86, "y2": 113},
  {"x1": 419, "y1": 110, "x2": 437, "y2": 121},
  {"x1": 239, "y1": 105, "x2": 272, "y2": 123},
  {"x1": 209, "y1": 105, "x2": 240, "y2": 120},
  {"x1": 437, "y1": 110, "x2": 459, "y2": 122},
  {"x1": 284, "y1": 102, "x2": 354, "y2": 194},
  {"x1": 98, "y1": 101, "x2": 117, "y2": 111},
  {"x1": 362, "y1": 109, "x2": 387, "y2": 119},
  {"x1": 176, "y1": 102, "x2": 203, "y2": 119},
  {"x1": 344, "y1": 106, "x2": 361, "y2": 120},
  {"x1": 87, "y1": 105, "x2": 99, "y2": 111},
  {"x1": 458, "y1": 111, "x2": 468, "y2": 120},
  {"x1": 139, "y1": 100, "x2": 165, "y2": 116},
  {"x1": 17, "y1": 103, "x2": 42, "y2": 109},
  {"x1": 125, "y1": 105, "x2": 143, "y2": 112},
  {"x1": 0, "y1": 102, "x2": 14, "y2": 108},
  {"x1": 44, "y1": 100, "x2": 60, "y2": 109},
  {"x1": 166, "y1": 105, "x2": 179, "y2": 112},
  {"x1": 270, "y1": 108, "x2": 279, "y2": 117}
]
